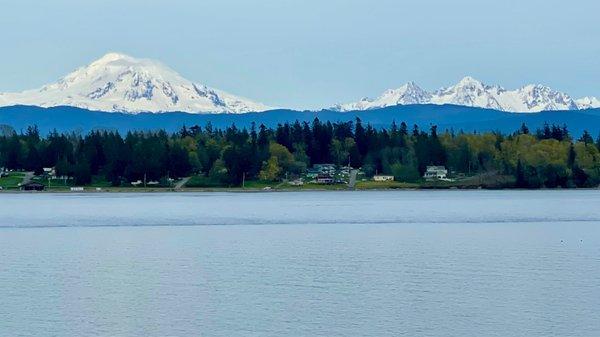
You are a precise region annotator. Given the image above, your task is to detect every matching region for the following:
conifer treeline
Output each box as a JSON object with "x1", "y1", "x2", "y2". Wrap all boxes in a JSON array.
[{"x1": 1, "y1": 119, "x2": 600, "y2": 188}]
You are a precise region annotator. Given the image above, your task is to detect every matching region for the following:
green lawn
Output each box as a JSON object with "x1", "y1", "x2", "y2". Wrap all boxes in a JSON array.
[
  {"x1": 419, "y1": 174, "x2": 515, "y2": 189},
  {"x1": 282, "y1": 182, "x2": 349, "y2": 190},
  {"x1": 184, "y1": 177, "x2": 350, "y2": 190},
  {"x1": 355, "y1": 180, "x2": 419, "y2": 189},
  {"x1": 0, "y1": 172, "x2": 26, "y2": 189},
  {"x1": 29, "y1": 175, "x2": 113, "y2": 190},
  {"x1": 185, "y1": 175, "x2": 225, "y2": 188},
  {"x1": 88, "y1": 176, "x2": 113, "y2": 187},
  {"x1": 185, "y1": 176, "x2": 280, "y2": 189},
  {"x1": 241, "y1": 180, "x2": 278, "y2": 189}
]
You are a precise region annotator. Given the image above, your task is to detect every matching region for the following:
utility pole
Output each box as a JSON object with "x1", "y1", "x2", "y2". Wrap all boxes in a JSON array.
[{"x1": 242, "y1": 172, "x2": 246, "y2": 188}]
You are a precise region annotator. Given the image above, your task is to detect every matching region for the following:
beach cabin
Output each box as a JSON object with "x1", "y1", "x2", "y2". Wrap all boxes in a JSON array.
[
  {"x1": 373, "y1": 175, "x2": 394, "y2": 182},
  {"x1": 314, "y1": 164, "x2": 336, "y2": 174},
  {"x1": 316, "y1": 173, "x2": 334, "y2": 184},
  {"x1": 424, "y1": 166, "x2": 448, "y2": 181},
  {"x1": 43, "y1": 167, "x2": 56, "y2": 178}
]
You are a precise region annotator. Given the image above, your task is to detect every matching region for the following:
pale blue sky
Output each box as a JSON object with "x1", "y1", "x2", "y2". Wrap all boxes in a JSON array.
[{"x1": 1, "y1": 0, "x2": 599, "y2": 109}]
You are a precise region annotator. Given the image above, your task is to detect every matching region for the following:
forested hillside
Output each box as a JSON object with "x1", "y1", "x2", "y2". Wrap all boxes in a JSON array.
[{"x1": 2, "y1": 119, "x2": 600, "y2": 188}]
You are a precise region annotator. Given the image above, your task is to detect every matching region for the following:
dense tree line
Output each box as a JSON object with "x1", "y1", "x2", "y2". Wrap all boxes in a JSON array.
[{"x1": 1, "y1": 120, "x2": 600, "y2": 188}]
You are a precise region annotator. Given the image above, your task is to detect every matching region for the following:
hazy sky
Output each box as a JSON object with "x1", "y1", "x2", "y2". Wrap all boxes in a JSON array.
[{"x1": 1, "y1": 0, "x2": 599, "y2": 109}]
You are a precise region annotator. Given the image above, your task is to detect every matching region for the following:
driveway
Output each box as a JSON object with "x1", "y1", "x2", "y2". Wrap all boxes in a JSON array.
[
  {"x1": 21, "y1": 171, "x2": 35, "y2": 185},
  {"x1": 174, "y1": 177, "x2": 191, "y2": 189}
]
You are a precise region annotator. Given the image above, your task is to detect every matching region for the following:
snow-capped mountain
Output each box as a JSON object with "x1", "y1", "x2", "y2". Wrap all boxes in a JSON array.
[
  {"x1": 0, "y1": 53, "x2": 270, "y2": 114},
  {"x1": 332, "y1": 82, "x2": 431, "y2": 111},
  {"x1": 576, "y1": 96, "x2": 600, "y2": 110},
  {"x1": 1, "y1": 56, "x2": 598, "y2": 115},
  {"x1": 334, "y1": 76, "x2": 599, "y2": 113}
]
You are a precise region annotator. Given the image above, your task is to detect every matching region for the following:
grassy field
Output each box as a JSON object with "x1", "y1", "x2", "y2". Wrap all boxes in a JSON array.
[
  {"x1": 1, "y1": 172, "x2": 518, "y2": 193},
  {"x1": 355, "y1": 180, "x2": 420, "y2": 189},
  {"x1": 186, "y1": 175, "x2": 226, "y2": 188},
  {"x1": 419, "y1": 174, "x2": 516, "y2": 189},
  {"x1": 241, "y1": 180, "x2": 278, "y2": 189},
  {"x1": 187, "y1": 178, "x2": 420, "y2": 191},
  {"x1": 87, "y1": 176, "x2": 115, "y2": 188},
  {"x1": 0, "y1": 172, "x2": 26, "y2": 189},
  {"x1": 183, "y1": 177, "x2": 353, "y2": 191},
  {"x1": 42, "y1": 176, "x2": 164, "y2": 189},
  {"x1": 186, "y1": 177, "x2": 280, "y2": 189}
]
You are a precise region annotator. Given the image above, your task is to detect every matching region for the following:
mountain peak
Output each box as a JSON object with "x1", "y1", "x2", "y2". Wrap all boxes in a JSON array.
[
  {"x1": 85, "y1": 53, "x2": 147, "y2": 71},
  {"x1": 95, "y1": 52, "x2": 133, "y2": 63},
  {"x1": 89, "y1": 53, "x2": 161, "y2": 69},
  {"x1": 0, "y1": 53, "x2": 270, "y2": 114},
  {"x1": 332, "y1": 81, "x2": 431, "y2": 112},
  {"x1": 457, "y1": 76, "x2": 483, "y2": 86},
  {"x1": 576, "y1": 96, "x2": 600, "y2": 110},
  {"x1": 335, "y1": 77, "x2": 598, "y2": 113}
]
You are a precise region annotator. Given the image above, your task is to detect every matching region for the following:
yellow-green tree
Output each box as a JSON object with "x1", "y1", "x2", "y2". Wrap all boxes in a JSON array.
[{"x1": 259, "y1": 156, "x2": 281, "y2": 181}]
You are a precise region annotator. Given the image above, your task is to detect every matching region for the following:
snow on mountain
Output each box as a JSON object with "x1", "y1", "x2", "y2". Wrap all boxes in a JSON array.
[
  {"x1": 0, "y1": 53, "x2": 271, "y2": 114},
  {"x1": 334, "y1": 76, "x2": 597, "y2": 113},
  {"x1": 430, "y1": 76, "x2": 505, "y2": 111},
  {"x1": 333, "y1": 82, "x2": 431, "y2": 111},
  {"x1": 576, "y1": 96, "x2": 600, "y2": 110},
  {"x1": 1, "y1": 56, "x2": 597, "y2": 115}
]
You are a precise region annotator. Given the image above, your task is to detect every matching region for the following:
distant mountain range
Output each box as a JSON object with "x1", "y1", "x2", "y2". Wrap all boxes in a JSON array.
[
  {"x1": 333, "y1": 76, "x2": 600, "y2": 113},
  {"x1": 0, "y1": 53, "x2": 598, "y2": 114},
  {"x1": 1, "y1": 53, "x2": 600, "y2": 137}
]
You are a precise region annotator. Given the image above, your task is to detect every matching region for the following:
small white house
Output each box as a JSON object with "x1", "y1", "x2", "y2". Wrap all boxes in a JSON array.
[
  {"x1": 43, "y1": 167, "x2": 56, "y2": 177},
  {"x1": 424, "y1": 166, "x2": 448, "y2": 181},
  {"x1": 373, "y1": 175, "x2": 394, "y2": 182},
  {"x1": 316, "y1": 173, "x2": 334, "y2": 184}
]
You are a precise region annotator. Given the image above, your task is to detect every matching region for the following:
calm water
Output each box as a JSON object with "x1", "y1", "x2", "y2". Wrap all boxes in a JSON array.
[{"x1": 1, "y1": 191, "x2": 599, "y2": 337}]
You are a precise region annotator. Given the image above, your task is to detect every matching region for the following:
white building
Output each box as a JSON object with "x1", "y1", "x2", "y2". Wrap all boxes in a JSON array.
[
  {"x1": 373, "y1": 175, "x2": 394, "y2": 182},
  {"x1": 43, "y1": 167, "x2": 56, "y2": 177},
  {"x1": 316, "y1": 174, "x2": 334, "y2": 184},
  {"x1": 424, "y1": 166, "x2": 448, "y2": 181}
]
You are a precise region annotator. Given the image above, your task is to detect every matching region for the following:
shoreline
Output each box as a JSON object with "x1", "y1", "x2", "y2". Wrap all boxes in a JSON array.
[{"x1": 1, "y1": 186, "x2": 598, "y2": 194}]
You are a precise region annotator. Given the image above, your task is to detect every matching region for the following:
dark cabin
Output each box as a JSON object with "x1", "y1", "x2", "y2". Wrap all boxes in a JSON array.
[{"x1": 20, "y1": 182, "x2": 46, "y2": 191}]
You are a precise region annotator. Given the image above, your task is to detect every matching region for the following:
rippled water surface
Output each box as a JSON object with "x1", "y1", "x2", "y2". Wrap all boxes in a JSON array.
[{"x1": 1, "y1": 191, "x2": 599, "y2": 336}]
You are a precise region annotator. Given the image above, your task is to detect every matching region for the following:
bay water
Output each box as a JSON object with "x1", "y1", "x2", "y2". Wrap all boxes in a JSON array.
[{"x1": 1, "y1": 191, "x2": 599, "y2": 336}]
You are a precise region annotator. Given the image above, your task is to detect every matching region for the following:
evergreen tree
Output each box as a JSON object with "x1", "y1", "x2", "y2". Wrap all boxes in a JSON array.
[
  {"x1": 579, "y1": 130, "x2": 594, "y2": 145},
  {"x1": 567, "y1": 143, "x2": 576, "y2": 169},
  {"x1": 515, "y1": 159, "x2": 526, "y2": 188},
  {"x1": 1, "y1": 121, "x2": 598, "y2": 189}
]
